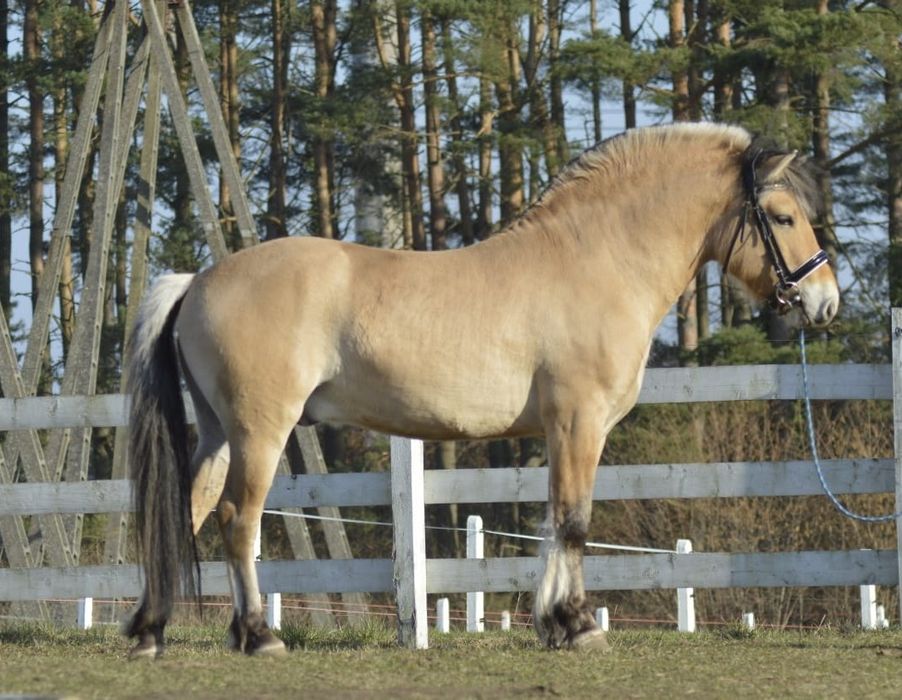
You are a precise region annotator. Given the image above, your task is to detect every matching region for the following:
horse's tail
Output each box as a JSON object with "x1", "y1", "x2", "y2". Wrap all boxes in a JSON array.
[{"x1": 125, "y1": 273, "x2": 197, "y2": 633}]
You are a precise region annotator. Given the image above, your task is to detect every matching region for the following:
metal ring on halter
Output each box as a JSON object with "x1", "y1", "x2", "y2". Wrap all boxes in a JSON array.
[{"x1": 774, "y1": 281, "x2": 800, "y2": 310}]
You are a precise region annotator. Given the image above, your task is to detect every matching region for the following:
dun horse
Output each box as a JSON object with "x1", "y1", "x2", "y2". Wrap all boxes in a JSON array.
[{"x1": 124, "y1": 123, "x2": 839, "y2": 658}]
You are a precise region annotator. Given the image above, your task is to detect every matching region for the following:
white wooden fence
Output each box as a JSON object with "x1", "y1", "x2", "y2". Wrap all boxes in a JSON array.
[{"x1": 2, "y1": 315, "x2": 901, "y2": 648}]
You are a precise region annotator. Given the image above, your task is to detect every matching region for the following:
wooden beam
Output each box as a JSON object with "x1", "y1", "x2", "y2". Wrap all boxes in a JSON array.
[
  {"x1": 294, "y1": 426, "x2": 370, "y2": 624},
  {"x1": 103, "y1": 40, "x2": 162, "y2": 568},
  {"x1": 141, "y1": 0, "x2": 229, "y2": 261},
  {"x1": 172, "y1": 2, "x2": 258, "y2": 248},
  {"x1": 0, "y1": 549, "x2": 896, "y2": 602},
  {"x1": 1, "y1": 458, "x2": 894, "y2": 518}
]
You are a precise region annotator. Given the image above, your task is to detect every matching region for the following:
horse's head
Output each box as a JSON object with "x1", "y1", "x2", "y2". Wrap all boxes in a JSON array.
[{"x1": 722, "y1": 144, "x2": 839, "y2": 327}]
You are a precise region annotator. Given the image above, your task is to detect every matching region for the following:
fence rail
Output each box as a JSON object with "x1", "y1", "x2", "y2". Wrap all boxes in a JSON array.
[
  {"x1": 0, "y1": 458, "x2": 894, "y2": 516},
  {"x1": 0, "y1": 364, "x2": 890, "y2": 433}
]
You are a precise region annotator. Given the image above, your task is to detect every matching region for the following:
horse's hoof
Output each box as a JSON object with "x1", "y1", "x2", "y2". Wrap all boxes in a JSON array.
[
  {"x1": 128, "y1": 640, "x2": 162, "y2": 661},
  {"x1": 250, "y1": 637, "x2": 288, "y2": 658},
  {"x1": 571, "y1": 628, "x2": 611, "y2": 653}
]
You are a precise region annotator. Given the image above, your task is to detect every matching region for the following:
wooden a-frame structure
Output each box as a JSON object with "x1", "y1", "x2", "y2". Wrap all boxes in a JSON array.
[{"x1": 0, "y1": 0, "x2": 365, "y2": 625}]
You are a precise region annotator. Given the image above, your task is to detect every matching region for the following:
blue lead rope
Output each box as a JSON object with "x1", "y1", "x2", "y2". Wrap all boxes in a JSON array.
[{"x1": 799, "y1": 327, "x2": 902, "y2": 522}]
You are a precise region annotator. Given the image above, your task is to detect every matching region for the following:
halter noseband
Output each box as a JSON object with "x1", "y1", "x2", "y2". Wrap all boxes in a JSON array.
[{"x1": 729, "y1": 149, "x2": 830, "y2": 314}]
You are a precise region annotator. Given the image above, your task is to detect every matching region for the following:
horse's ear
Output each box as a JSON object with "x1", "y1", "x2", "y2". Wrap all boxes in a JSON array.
[{"x1": 761, "y1": 151, "x2": 797, "y2": 185}]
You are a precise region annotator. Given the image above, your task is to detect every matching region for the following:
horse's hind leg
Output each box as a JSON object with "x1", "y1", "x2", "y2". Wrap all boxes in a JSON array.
[
  {"x1": 534, "y1": 406, "x2": 610, "y2": 651},
  {"x1": 216, "y1": 430, "x2": 288, "y2": 657}
]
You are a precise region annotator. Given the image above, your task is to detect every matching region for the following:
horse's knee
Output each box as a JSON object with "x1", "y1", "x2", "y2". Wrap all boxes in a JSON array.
[{"x1": 557, "y1": 507, "x2": 590, "y2": 547}]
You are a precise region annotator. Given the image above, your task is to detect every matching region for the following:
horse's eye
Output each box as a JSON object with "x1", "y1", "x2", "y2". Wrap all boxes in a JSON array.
[{"x1": 773, "y1": 214, "x2": 794, "y2": 227}]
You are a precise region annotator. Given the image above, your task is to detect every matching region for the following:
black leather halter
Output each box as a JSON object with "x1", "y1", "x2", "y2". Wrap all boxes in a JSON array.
[{"x1": 727, "y1": 150, "x2": 830, "y2": 313}]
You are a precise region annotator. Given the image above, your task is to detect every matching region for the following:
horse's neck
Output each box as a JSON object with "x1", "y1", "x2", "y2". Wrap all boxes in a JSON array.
[{"x1": 491, "y1": 160, "x2": 727, "y2": 332}]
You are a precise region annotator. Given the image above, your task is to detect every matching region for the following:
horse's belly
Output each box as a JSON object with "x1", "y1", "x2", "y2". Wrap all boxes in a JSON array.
[{"x1": 303, "y1": 377, "x2": 539, "y2": 440}]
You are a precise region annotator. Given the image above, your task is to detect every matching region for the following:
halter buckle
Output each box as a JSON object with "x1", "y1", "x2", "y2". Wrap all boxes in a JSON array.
[{"x1": 774, "y1": 281, "x2": 800, "y2": 313}]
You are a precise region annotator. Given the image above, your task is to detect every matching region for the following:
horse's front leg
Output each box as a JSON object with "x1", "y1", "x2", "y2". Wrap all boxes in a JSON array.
[{"x1": 534, "y1": 406, "x2": 610, "y2": 651}]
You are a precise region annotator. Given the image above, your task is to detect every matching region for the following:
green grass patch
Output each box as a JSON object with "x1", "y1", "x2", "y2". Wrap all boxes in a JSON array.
[{"x1": 1, "y1": 621, "x2": 901, "y2": 698}]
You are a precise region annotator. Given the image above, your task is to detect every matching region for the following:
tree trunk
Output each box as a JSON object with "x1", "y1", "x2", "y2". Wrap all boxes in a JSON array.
[
  {"x1": 52, "y1": 6, "x2": 75, "y2": 359},
  {"x1": 885, "y1": 31, "x2": 902, "y2": 308},
  {"x1": 421, "y1": 7, "x2": 446, "y2": 251},
  {"x1": 712, "y1": 10, "x2": 732, "y2": 118},
  {"x1": 526, "y1": 1, "x2": 558, "y2": 182},
  {"x1": 810, "y1": 0, "x2": 838, "y2": 265},
  {"x1": 690, "y1": 1, "x2": 709, "y2": 340},
  {"x1": 0, "y1": 0, "x2": 12, "y2": 317},
  {"x1": 589, "y1": 0, "x2": 601, "y2": 142},
  {"x1": 440, "y1": 16, "x2": 473, "y2": 246},
  {"x1": 219, "y1": 0, "x2": 242, "y2": 247},
  {"x1": 669, "y1": 0, "x2": 690, "y2": 122},
  {"x1": 312, "y1": 0, "x2": 338, "y2": 240},
  {"x1": 267, "y1": 0, "x2": 288, "y2": 240},
  {"x1": 394, "y1": 2, "x2": 425, "y2": 249},
  {"x1": 25, "y1": 0, "x2": 44, "y2": 308},
  {"x1": 620, "y1": 0, "x2": 636, "y2": 129},
  {"x1": 476, "y1": 74, "x2": 493, "y2": 240},
  {"x1": 670, "y1": 0, "x2": 696, "y2": 363},
  {"x1": 547, "y1": 0, "x2": 568, "y2": 163},
  {"x1": 495, "y1": 24, "x2": 525, "y2": 224},
  {"x1": 687, "y1": 0, "x2": 705, "y2": 121},
  {"x1": 172, "y1": 16, "x2": 194, "y2": 268}
]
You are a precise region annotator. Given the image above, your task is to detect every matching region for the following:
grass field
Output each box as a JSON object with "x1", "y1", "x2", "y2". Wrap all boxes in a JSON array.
[{"x1": 1, "y1": 621, "x2": 901, "y2": 699}]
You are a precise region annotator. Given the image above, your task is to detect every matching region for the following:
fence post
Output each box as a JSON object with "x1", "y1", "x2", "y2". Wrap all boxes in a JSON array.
[
  {"x1": 266, "y1": 592, "x2": 282, "y2": 631},
  {"x1": 436, "y1": 598, "x2": 450, "y2": 633},
  {"x1": 500, "y1": 610, "x2": 511, "y2": 631},
  {"x1": 77, "y1": 597, "x2": 93, "y2": 630},
  {"x1": 676, "y1": 539, "x2": 696, "y2": 633},
  {"x1": 391, "y1": 436, "x2": 428, "y2": 649},
  {"x1": 253, "y1": 527, "x2": 262, "y2": 562},
  {"x1": 595, "y1": 607, "x2": 609, "y2": 632},
  {"x1": 860, "y1": 584, "x2": 877, "y2": 630},
  {"x1": 877, "y1": 604, "x2": 889, "y2": 630},
  {"x1": 466, "y1": 514, "x2": 484, "y2": 632},
  {"x1": 891, "y1": 307, "x2": 902, "y2": 625},
  {"x1": 742, "y1": 612, "x2": 755, "y2": 631}
]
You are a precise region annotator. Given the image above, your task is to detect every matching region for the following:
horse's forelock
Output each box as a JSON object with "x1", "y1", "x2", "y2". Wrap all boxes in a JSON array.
[{"x1": 742, "y1": 137, "x2": 824, "y2": 221}]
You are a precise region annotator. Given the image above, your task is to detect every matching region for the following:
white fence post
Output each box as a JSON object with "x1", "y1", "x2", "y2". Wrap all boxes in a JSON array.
[
  {"x1": 860, "y1": 584, "x2": 878, "y2": 630},
  {"x1": 266, "y1": 592, "x2": 282, "y2": 631},
  {"x1": 877, "y1": 604, "x2": 889, "y2": 629},
  {"x1": 742, "y1": 612, "x2": 755, "y2": 631},
  {"x1": 391, "y1": 436, "x2": 428, "y2": 649},
  {"x1": 76, "y1": 597, "x2": 93, "y2": 630},
  {"x1": 891, "y1": 307, "x2": 902, "y2": 625},
  {"x1": 436, "y1": 598, "x2": 450, "y2": 633},
  {"x1": 253, "y1": 527, "x2": 262, "y2": 562},
  {"x1": 676, "y1": 539, "x2": 696, "y2": 633},
  {"x1": 596, "y1": 607, "x2": 609, "y2": 632},
  {"x1": 500, "y1": 610, "x2": 511, "y2": 631},
  {"x1": 466, "y1": 514, "x2": 484, "y2": 633}
]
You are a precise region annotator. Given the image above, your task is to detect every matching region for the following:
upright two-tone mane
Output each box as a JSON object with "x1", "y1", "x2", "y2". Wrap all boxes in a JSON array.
[{"x1": 123, "y1": 123, "x2": 838, "y2": 658}]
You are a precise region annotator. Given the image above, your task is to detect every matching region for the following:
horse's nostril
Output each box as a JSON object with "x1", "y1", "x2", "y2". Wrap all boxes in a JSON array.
[{"x1": 817, "y1": 299, "x2": 837, "y2": 325}]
